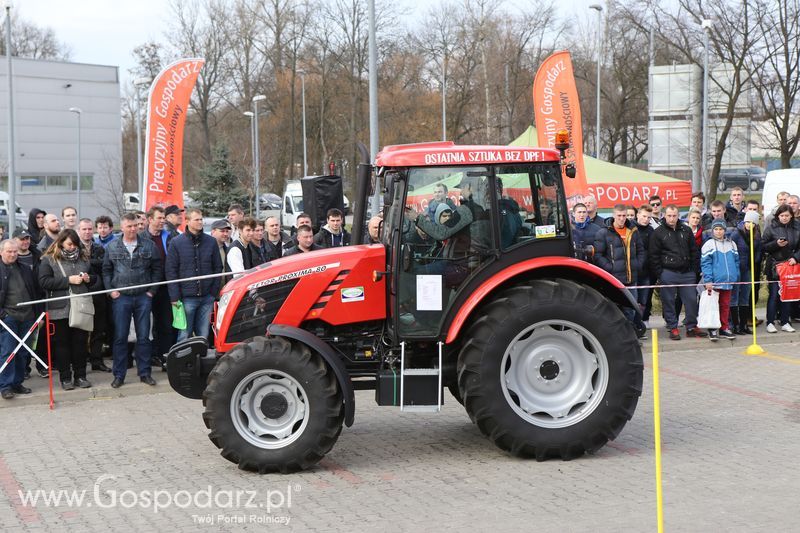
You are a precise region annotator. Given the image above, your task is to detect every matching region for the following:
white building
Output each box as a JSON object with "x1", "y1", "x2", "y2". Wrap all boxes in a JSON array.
[{"x1": 0, "y1": 57, "x2": 122, "y2": 223}]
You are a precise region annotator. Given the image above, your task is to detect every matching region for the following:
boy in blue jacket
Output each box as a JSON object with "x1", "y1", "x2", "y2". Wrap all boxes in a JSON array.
[{"x1": 701, "y1": 219, "x2": 740, "y2": 340}]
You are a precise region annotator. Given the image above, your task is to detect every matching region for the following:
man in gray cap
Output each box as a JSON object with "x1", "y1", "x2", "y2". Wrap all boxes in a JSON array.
[{"x1": 210, "y1": 219, "x2": 232, "y2": 271}]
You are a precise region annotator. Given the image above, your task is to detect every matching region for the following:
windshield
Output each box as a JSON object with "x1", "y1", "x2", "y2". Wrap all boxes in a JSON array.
[{"x1": 292, "y1": 195, "x2": 304, "y2": 211}]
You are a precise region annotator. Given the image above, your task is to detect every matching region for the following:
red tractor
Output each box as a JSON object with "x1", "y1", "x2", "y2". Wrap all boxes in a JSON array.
[{"x1": 167, "y1": 136, "x2": 643, "y2": 473}]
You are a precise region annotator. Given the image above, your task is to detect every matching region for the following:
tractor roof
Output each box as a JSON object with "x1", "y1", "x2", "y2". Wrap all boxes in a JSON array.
[{"x1": 374, "y1": 141, "x2": 560, "y2": 167}]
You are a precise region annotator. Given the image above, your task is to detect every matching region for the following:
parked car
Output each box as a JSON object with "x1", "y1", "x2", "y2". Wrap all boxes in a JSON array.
[
  {"x1": 0, "y1": 192, "x2": 28, "y2": 226},
  {"x1": 717, "y1": 166, "x2": 766, "y2": 191},
  {"x1": 259, "y1": 193, "x2": 282, "y2": 211}
]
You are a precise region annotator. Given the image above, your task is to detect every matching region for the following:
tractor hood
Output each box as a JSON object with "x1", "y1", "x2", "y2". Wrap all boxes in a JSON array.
[{"x1": 215, "y1": 245, "x2": 386, "y2": 352}]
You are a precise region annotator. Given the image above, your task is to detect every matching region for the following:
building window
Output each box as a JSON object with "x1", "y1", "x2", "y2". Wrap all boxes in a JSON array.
[
  {"x1": 15, "y1": 174, "x2": 94, "y2": 193},
  {"x1": 47, "y1": 175, "x2": 72, "y2": 192},
  {"x1": 72, "y1": 175, "x2": 94, "y2": 191},
  {"x1": 19, "y1": 176, "x2": 46, "y2": 192}
]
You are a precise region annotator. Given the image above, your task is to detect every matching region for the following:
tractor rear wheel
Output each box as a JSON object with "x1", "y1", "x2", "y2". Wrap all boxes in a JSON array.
[
  {"x1": 458, "y1": 279, "x2": 642, "y2": 460},
  {"x1": 202, "y1": 336, "x2": 343, "y2": 473}
]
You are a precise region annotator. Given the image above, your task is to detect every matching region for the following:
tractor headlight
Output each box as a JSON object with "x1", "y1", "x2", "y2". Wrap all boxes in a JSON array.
[{"x1": 216, "y1": 291, "x2": 233, "y2": 331}]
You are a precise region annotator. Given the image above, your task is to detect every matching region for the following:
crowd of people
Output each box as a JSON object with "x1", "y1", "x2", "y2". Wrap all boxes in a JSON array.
[
  {"x1": 572, "y1": 189, "x2": 800, "y2": 342},
  {"x1": 0, "y1": 202, "x2": 359, "y2": 400}
]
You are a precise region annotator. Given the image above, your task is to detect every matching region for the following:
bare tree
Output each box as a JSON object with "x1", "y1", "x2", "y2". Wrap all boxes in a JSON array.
[
  {"x1": 751, "y1": 0, "x2": 800, "y2": 168},
  {"x1": 644, "y1": 0, "x2": 765, "y2": 198},
  {"x1": 0, "y1": 16, "x2": 71, "y2": 59}
]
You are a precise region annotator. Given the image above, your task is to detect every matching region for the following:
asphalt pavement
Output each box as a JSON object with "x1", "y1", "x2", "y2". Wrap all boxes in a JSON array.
[{"x1": 0, "y1": 317, "x2": 799, "y2": 531}]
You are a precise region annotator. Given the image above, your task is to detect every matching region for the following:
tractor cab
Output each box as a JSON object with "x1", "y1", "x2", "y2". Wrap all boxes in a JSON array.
[{"x1": 373, "y1": 142, "x2": 570, "y2": 341}]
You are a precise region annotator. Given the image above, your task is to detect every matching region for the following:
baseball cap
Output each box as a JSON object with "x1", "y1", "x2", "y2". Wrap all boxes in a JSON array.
[
  {"x1": 211, "y1": 219, "x2": 232, "y2": 231},
  {"x1": 165, "y1": 205, "x2": 184, "y2": 216},
  {"x1": 12, "y1": 228, "x2": 31, "y2": 239}
]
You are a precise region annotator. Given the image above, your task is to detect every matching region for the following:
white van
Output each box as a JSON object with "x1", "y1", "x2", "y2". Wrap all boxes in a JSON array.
[
  {"x1": 0, "y1": 192, "x2": 27, "y2": 224},
  {"x1": 762, "y1": 169, "x2": 800, "y2": 216},
  {"x1": 280, "y1": 180, "x2": 304, "y2": 231}
]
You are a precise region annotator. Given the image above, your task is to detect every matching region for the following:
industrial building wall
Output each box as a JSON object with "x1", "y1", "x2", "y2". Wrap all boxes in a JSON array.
[{"x1": 0, "y1": 57, "x2": 122, "y2": 221}]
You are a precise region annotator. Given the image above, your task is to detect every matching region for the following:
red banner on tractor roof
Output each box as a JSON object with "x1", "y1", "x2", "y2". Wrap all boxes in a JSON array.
[
  {"x1": 141, "y1": 58, "x2": 205, "y2": 211},
  {"x1": 533, "y1": 51, "x2": 587, "y2": 202}
]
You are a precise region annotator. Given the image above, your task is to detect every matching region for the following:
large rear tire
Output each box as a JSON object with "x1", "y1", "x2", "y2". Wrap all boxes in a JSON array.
[
  {"x1": 458, "y1": 279, "x2": 642, "y2": 460},
  {"x1": 202, "y1": 336, "x2": 343, "y2": 473}
]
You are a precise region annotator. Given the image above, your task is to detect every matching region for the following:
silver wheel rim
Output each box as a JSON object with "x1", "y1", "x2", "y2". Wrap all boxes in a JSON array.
[
  {"x1": 501, "y1": 320, "x2": 609, "y2": 429},
  {"x1": 230, "y1": 369, "x2": 309, "y2": 449}
]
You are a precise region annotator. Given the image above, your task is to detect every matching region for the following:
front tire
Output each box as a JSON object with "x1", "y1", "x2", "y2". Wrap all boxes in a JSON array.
[
  {"x1": 202, "y1": 336, "x2": 343, "y2": 473},
  {"x1": 718, "y1": 179, "x2": 727, "y2": 191},
  {"x1": 749, "y1": 180, "x2": 759, "y2": 191},
  {"x1": 458, "y1": 279, "x2": 643, "y2": 460}
]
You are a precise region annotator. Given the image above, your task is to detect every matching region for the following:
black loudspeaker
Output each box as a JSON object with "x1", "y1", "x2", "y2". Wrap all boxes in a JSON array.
[{"x1": 301, "y1": 175, "x2": 345, "y2": 230}]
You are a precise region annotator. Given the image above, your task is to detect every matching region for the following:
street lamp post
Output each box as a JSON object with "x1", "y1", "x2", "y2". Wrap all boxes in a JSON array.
[
  {"x1": 134, "y1": 76, "x2": 152, "y2": 204},
  {"x1": 5, "y1": 5, "x2": 18, "y2": 231},
  {"x1": 700, "y1": 19, "x2": 713, "y2": 195},
  {"x1": 252, "y1": 94, "x2": 267, "y2": 219},
  {"x1": 442, "y1": 49, "x2": 447, "y2": 141},
  {"x1": 69, "y1": 107, "x2": 82, "y2": 215},
  {"x1": 589, "y1": 4, "x2": 603, "y2": 159},
  {"x1": 298, "y1": 70, "x2": 308, "y2": 177},
  {"x1": 243, "y1": 110, "x2": 255, "y2": 213}
]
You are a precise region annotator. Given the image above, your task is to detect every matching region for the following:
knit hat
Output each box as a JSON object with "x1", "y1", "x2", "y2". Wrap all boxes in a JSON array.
[
  {"x1": 743, "y1": 211, "x2": 760, "y2": 225},
  {"x1": 711, "y1": 219, "x2": 726, "y2": 230}
]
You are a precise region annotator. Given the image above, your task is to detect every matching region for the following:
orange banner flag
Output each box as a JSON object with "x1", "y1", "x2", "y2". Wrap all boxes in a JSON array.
[
  {"x1": 141, "y1": 58, "x2": 205, "y2": 211},
  {"x1": 533, "y1": 51, "x2": 588, "y2": 203}
]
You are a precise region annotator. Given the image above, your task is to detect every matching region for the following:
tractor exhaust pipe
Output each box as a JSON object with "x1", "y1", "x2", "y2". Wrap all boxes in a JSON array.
[{"x1": 351, "y1": 142, "x2": 372, "y2": 245}]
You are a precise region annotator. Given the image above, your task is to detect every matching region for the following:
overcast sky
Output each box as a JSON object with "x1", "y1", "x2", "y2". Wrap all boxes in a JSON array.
[
  {"x1": 15, "y1": 0, "x2": 170, "y2": 85},
  {"x1": 15, "y1": 0, "x2": 594, "y2": 88}
]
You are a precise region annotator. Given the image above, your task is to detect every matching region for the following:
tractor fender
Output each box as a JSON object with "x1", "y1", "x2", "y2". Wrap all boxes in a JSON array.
[
  {"x1": 266, "y1": 324, "x2": 356, "y2": 427},
  {"x1": 445, "y1": 257, "x2": 639, "y2": 344}
]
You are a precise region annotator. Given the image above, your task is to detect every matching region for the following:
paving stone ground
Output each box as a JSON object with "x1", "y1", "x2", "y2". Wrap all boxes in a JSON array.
[{"x1": 0, "y1": 327, "x2": 798, "y2": 532}]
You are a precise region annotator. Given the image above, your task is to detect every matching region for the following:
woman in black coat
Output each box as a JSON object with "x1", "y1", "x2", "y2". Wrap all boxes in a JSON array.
[
  {"x1": 761, "y1": 204, "x2": 800, "y2": 332},
  {"x1": 38, "y1": 230, "x2": 101, "y2": 390}
]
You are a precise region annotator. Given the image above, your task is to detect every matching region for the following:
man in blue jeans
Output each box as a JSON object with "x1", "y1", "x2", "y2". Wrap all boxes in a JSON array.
[
  {"x1": 102, "y1": 213, "x2": 162, "y2": 388},
  {"x1": 165, "y1": 208, "x2": 222, "y2": 342},
  {"x1": 649, "y1": 205, "x2": 707, "y2": 341},
  {"x1": 0, "y1": 239, "x2": 42, "y2": 399}
]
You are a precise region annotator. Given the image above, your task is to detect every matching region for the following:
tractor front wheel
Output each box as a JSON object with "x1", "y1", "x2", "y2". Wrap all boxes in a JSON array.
[
  {"x1": 458, "y1": 279, "x2": 643, "y2": 460},
  {"x1": 202, "y1": 336, "x2": 343, "y2": 473}
]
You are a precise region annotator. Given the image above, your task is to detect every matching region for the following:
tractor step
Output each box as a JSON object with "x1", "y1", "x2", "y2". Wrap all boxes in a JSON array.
[{"x1": 374, "y1": 342, "x2": 445, "y2": 409}]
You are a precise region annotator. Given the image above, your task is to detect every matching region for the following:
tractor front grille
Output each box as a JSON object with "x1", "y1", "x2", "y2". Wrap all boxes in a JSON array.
[{"x1": 226, "y1": 279, "x2": 300, "y2": 343}]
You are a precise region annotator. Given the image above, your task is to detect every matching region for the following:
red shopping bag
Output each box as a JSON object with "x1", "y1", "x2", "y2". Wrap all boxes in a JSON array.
[{"x1": 776, "y1": 262, "x2": 800, "y2": 302}]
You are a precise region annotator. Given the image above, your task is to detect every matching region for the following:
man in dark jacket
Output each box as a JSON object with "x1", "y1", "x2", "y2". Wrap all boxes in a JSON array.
[
  {"x1": 649, "y1": 205, "x2": 707, "y2": 340},
  {"x1": 284, "y1": 225, "x2": 324, "y2": 256},
  {"x1": 314, "y1": 208, "x2": 351, "y2": 248},
  {"x1": 571, "y1": 203, "x2": 601, "y2": 261},
  {"x1": 165, "y1": 208, "x2": 223, "y2": 342},
  {"x1": 725, "y1": 187, "x2": 746, "y2": 226},
  {"x1": 140, "y1": 205, "x2": 176, "y2": 365},
  {"x1": 164, "y1": 205, "x2": 183, "y2": 238},
  {"x1": 594, "y1": 205, "x2": 646, "y2": 336},
  {"x1": 102, "y1": 213, "x2": 163, "y2": 388},
  {"x1": 634, "y1": 206, "x2": 656, "y2": 326},
  {"x1": 0, "y1": 239, "x2": 43, "y2": 399},
  {"x1": 78, "y1": 218, "x2": 112, "y2": 373},
  {"x1": 14, "y1": 230, "x2": 47, "y2": 378},
  {"x1": 37, "y1": 213, "x2": 61, "y2": 252},
  {"x1": 263, "y1": 216, "x2": 291, "y2": 260}
]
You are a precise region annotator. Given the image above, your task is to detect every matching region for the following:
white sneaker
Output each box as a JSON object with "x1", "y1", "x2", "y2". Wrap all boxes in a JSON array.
[
  {"x1": 781, "y1": 323, "x2": 796, "y2": 333},
  {"x1": 766, "y1": 323, "x2": 778, "y2": 333},
  {"x1": 642, "y1": 321, "x2": 651, "y2": 329}
]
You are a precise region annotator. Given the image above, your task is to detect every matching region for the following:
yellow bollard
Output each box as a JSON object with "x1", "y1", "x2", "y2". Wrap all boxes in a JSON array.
[
  {"x1": 652, "y1": 329, "x2": 664, "y2": 533},
  {"x1": 746, "y1": 222, "x2": 764, "y2": 355}
]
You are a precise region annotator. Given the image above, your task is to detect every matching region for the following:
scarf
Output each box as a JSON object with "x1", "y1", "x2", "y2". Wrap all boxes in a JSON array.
[{"x1": 62, "y1": 248, "x2": 79, "y2": 261}]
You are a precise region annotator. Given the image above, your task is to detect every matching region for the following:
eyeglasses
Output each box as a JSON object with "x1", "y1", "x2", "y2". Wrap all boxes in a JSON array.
[{"x1": 650, "y1": 202, "x2": 661, "y2": 207}]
